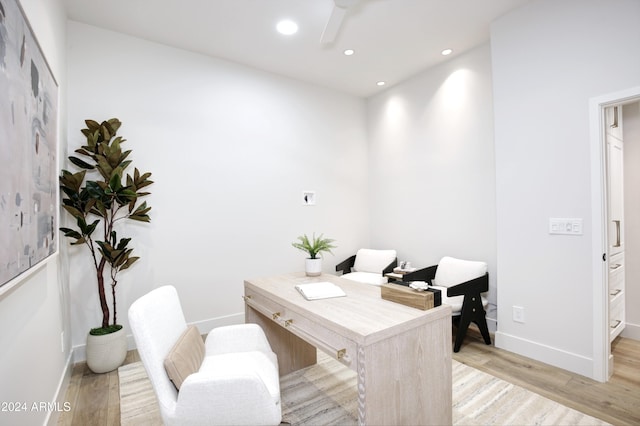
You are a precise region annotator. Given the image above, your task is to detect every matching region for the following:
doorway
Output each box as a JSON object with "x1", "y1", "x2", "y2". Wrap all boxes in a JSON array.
[{"x1": 590, "y1": 86, "x2": 640, "y2": 382}]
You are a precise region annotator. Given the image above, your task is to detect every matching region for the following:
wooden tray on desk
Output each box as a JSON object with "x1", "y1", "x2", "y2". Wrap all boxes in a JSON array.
[{"x1": 381, "y1": 283, "x2": 434, "y2": 310}]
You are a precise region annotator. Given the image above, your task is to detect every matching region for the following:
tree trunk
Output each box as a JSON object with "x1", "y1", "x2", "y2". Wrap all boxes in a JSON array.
[
  {"x1": 111, "y1": 278, "x2": 118, "y2": 326},
  {"x1": 97, "y1": 258, "x2": 110, "y2": 329}
]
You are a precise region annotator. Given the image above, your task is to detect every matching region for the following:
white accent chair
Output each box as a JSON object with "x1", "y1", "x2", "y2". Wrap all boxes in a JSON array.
[
  {"x1": 128, "y1": 285, "x2": 282, "y2": 426},
  {"x1": 410, "y1": 257, "x2": 491, "y2": 352},
  {"x1": 335, "y1": 248, "x2": 397, "y2": 285}
]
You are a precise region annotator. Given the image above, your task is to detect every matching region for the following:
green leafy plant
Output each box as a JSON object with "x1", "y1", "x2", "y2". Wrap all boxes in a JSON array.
[
  {"x1": 60, "y1": 118, "x2": 153, "y2": 334},
  {"x1": 292, "y1": 233, "x2": 336, "y2": 259}
]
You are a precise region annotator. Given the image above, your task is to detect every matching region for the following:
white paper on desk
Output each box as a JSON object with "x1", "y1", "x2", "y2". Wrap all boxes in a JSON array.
[{"x1": 295, "y1": 282, "x2": 346, "y2": 300}]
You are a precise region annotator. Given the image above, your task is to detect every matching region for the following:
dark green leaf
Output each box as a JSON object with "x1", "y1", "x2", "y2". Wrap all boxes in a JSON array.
[
  {"x1": 120, "y1": 257, "x2": 139, "y2": 270},
  {"x1": 74, "y1": 148, "x2": 93, "y2": 157},
  {"x1": 85, "y1": 219, "x2": 99, "y2": 236},
  {"x1": 68, "y1": 156, "x2": 95, "y2": 170},
  {"x1": 106, "y1": 118, "x2": 122, "y2": 133},
  {"x1": 109, "y1": 172, "x2": 122, "y2": 192},
  {"x1": 85, "y1": 119, "x2": 100, "y2": 130},
  {"x1": 128, "y1": 215, "x2": 151, "y2": 223},
  {"x1": 60, "y1": 227, "x2": 82, "y2": 240},
  {"x1": 116, "y1": 237, "x2": 131, "y2": 250},
  {"x1": 100, "y1": 124, "x2": 111, "y2": 141},
  {"x1": 96, "y1": 156, "x2": 113, "y2": 179},
  {"x1": 60, "y1": 170, "x2": 87, "y2": 193},
  {"x1": 62, "y1": 205, "x2": 84, "y2": 219},
  {"x1": 119, "y1": 160, "x2": 132, "y2": 171}
]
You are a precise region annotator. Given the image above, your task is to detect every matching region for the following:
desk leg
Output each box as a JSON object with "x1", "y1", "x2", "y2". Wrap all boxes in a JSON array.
[
  {"x1": 357, "y1": 313, "x2": 452, "y2": 425},
  {"x1": 245, "y1": 306, "x2": 317, "y2": 376}
]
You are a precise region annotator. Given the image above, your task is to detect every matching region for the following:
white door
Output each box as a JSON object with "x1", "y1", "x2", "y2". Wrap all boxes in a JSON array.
[
  {"x1": 590, "y1": 88, "x2": 640, "y2": 383},
  {"x1": 605, "y1": 106, "x2": 625, "y2": 354}
]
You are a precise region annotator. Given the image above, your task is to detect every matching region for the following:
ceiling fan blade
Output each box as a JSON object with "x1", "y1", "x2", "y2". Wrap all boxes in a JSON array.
[{"x1": 320, "y1": 5, "x2": 348, "y2": 45}]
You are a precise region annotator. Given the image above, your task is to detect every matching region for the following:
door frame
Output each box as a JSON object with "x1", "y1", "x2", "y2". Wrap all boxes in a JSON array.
[{"x1": 589, "y1": 86, "x2": 640, "y2": 382}]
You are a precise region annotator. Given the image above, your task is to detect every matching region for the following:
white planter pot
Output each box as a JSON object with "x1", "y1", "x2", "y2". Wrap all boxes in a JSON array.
[
  {"x1": 86, "y1": 326, "x2": 127, "y2": 373},
  {"x1": 305, "y1": 258, "x2": 322, "y2": 277}
]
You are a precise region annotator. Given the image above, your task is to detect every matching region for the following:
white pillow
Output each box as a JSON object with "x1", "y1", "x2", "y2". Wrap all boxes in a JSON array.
[
  {"x1": 342, "y1": 271, "x2": 389, "y2": 286},
  {"x1": 164, "y1": 325, "x2": 205, "y2": 390},
  {"x1": 433, "y1": 256, "x2": 487, "y2": 288},
  {"x1": 353, "y1": 249, "x2": 396, "y2": 273}
]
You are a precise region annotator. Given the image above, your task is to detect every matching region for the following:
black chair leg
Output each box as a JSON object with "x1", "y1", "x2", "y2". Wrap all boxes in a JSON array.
[
  {"x1": 475, "y1": 317, "x2": 492, "y2": 346},
  {"x1": 453, "y1": 315, "x2": 470, "y2": 353},
  {"x1": 453, "y1": 293, "x2": 490, "y2": 352}
]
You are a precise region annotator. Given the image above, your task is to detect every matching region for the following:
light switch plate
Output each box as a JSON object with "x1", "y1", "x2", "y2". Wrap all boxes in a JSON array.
[{"x1": 549, "y1": 218, "x2": 582, "y2": 235}]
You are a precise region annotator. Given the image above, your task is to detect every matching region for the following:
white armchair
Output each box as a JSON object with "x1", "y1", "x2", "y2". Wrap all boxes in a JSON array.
[
  {"x1": 410, "y1": 256, "x2": 491, "y2": 352},
  {"x1": 128, "y1": 285, "x2": 282, "y2": 426},
  {"x1": 335, "y1": 248, "x2": 397, "y2": 285}
]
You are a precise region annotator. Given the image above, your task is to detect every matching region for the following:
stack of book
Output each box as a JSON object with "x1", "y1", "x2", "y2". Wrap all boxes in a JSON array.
[{"x1": 385, "y1": 266, "x2": 418, "y2": 281}]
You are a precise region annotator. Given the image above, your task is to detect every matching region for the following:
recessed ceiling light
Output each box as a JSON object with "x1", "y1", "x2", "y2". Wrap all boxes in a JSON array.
[
  {"x1": 441, "y1": 48, "x2": 453, "y2": 56},
  {"x1": 276, "y1": 20, "x2": 298, "y2": 35},
  {"x1": 376, "y1": 81, "x2": 386, "y2": 86},
  {"x1": 343, "y1": 49, "x2": 355, "y2": 56}
]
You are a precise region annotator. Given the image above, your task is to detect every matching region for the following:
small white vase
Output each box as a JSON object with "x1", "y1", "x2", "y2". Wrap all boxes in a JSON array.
[
  {"x1": 305, "y1": 258, "x2": 322, "y2": 277},
  {"x1": 86, "y1": 326, "x2": 127, "y2": 373}
]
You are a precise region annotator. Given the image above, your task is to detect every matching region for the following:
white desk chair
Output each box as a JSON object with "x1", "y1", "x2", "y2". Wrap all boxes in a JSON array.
[{"x1": 128, "y1": 285, "x2": 282, "y2": 426}]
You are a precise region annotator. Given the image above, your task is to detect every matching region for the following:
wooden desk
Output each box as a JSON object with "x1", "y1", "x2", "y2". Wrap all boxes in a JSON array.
[{"x1": 244, "y1": 273, "x2": 452, "y2": 425}]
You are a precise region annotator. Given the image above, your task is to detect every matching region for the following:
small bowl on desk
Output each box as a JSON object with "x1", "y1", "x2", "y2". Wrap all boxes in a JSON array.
[{"x1": 409, "y1": 281, "x2": 429, "y2": 292}]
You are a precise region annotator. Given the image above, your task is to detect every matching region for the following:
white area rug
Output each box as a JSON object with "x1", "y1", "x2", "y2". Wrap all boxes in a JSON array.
[{"x1": 119, "y1": 352, "x2": 609, "y2": 425}]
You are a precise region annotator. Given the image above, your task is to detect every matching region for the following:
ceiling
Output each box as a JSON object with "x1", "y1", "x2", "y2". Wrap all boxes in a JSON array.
[{"x1": 63, "y1": 0, "x2": 531, "y2": 98}]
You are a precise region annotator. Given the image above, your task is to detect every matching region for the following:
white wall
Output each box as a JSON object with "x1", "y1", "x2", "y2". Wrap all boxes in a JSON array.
[
  {"x1": 5, "y1": 5, "x2": 637, "y2": 421},
  {"x1": 491, "y1": 0, "x2": 640, "y2": 377},
  {"x1": 366, "y1": 44, "x2": 497, "y2": 321},
  {"x1": 623, "y1": 101, "x2": 640, "y2": 339},
  {"x1": 66, "y1": 22, "x2": 370, "y2": 357},
  {"x1": 0, "y1": 0, "x2": 70, "y2": 424}
]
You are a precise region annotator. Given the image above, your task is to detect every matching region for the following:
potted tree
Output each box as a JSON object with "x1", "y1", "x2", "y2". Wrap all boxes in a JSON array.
[
  {"x1": 60, "y1": 118, "x2": 153, "y2": 373},
  {"x1": 292, "y1": 233, "x2": 336, "y2": 276}
]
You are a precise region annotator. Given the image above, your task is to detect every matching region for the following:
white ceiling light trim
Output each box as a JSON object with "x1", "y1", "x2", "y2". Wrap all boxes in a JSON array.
[
  {"x1": 276, "y1": 19, "x2": 299, "y2": 35},
  {"x1": 441, "y1": 48, "x2": 453, "y2": 56}
]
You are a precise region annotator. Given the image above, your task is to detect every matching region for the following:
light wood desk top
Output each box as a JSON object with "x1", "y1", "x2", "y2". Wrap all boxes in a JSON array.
[
  {"x1": 244, "y1": 272, "x2": 452, "y2": 425},
  {"x1": 245, "y1": 272, "x2": 450, "y2": 345}
]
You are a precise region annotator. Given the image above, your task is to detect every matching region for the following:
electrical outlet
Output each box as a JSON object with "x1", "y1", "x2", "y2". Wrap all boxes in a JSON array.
[
  {"x1": 60, "y1": 331, "x2": 65, "y2": 352},
  {"x1": 302, "y1": 191, "x2": 316, "y2": 205},
  {"x1": 513, "y1": 306, "x2": 525, "y2": 323}
]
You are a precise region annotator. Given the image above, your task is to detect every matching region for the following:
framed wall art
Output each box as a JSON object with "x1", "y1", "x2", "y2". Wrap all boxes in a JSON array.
[{"x1": 0, "y1": 0, "x2": 58, "y2": 288}]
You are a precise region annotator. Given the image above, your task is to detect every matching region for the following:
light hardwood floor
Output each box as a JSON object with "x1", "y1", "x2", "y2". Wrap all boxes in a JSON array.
[
  {"x1": 58, "y1": 329, "x2": 640, "y2": 425},
  {"x1": 455, "y1": 330, "x2": 640, "y2": 426}
]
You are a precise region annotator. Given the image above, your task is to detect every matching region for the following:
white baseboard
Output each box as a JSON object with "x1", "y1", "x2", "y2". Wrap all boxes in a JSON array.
[
  {"x1": 46, "y1": 352, "x2": 74, "y2": 425},
  {"x1": 495, "y1": 331, "x2": 594, "y2": 379},
  {"x1": 621, "y1": 321, "x2": 640, "y2": 340},
  {"x1": 486, "y1": 316, "x2": 497, "y2": 333},
  {"x1": 72, "y1": 343, "x2": 86, "y2": 364},
  {"x1": 71, "y1": 312, "x2": 246, "y2": 363}
]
